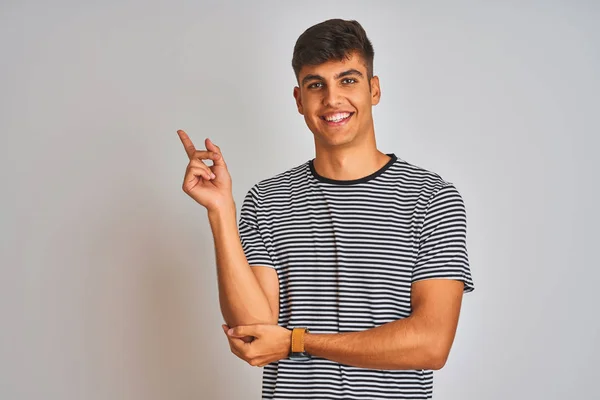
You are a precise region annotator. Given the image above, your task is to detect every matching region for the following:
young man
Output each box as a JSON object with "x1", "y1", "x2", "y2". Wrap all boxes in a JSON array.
[{"x1": 178, "y1": 19, "x2": 474, "y2": 400}]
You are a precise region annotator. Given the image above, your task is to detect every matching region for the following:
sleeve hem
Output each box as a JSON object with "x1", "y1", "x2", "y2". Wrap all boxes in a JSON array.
[{"x1": 411, "y1": 275, "x2": 475, "y2": 294}]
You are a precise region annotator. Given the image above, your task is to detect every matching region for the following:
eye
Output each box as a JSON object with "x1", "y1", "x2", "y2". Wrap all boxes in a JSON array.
[
  {"x1": 342, "y1": 78, "x2": 357, "y2": 84},
  {"x1": 308, "y1": 82, "x2": 323, "y2": 89}
]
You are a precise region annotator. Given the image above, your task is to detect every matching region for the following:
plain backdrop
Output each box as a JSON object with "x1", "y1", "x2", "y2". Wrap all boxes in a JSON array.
[{"x1": 1, "y1": 1, "x2": 598, "y2": 399}]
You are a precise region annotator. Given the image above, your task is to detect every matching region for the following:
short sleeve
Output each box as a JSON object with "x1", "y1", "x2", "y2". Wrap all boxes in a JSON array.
[
  {"x1": 413, "y1": 183, "x2": 475, "y2": 293},
  {"x1": 238, "y1": 185, "x2": 277, "y2": 269}
]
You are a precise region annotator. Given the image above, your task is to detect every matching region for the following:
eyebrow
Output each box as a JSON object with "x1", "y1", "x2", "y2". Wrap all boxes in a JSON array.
[{"x1": 301, "y1": 68, "x2": 364, "y2": 86}]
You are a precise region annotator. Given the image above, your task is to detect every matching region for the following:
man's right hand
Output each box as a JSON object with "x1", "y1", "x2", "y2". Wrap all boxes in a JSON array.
[{"x1": 177, "y1": 129, "x2": 234, "y2": 212}]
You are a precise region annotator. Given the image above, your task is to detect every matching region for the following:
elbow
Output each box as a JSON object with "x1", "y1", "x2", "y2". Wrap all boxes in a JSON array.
[
  {"x1": 425, "y1": 341, "x2": 451, "y2": 370},
  {"x1": 250, "y1": 310, "x2": 278, "y2": 326},
  {"x1": 250, "y1": 307, "x2": 278, "y2": 326},
  {"x1": 429, "y1": 354, "x2": 448, "y2": 370},
  {"x1": 252, "y1": 302, "x2": 278, "y2": 325},
  {"x1": 221, "y1": 308, "x2": 276, "y2": 328}
]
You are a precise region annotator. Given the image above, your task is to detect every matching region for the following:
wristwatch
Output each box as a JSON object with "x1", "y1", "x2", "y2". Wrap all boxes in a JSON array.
[{"x1": 289, "y1": 327, "x2": 311, "y2": 361}]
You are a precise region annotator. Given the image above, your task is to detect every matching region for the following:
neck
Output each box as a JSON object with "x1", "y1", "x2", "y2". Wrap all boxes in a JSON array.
[{"x1": 312, "y1": 145, "x2": 391, "y2": 181}]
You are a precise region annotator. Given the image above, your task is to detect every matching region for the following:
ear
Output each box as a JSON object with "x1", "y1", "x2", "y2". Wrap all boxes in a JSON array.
[
  {"x1": 293, "y1": 86, "x2": 304, "y2": 115},
  {"x1": 370, "y1": 76, "x2": 381, "y2": 106}
]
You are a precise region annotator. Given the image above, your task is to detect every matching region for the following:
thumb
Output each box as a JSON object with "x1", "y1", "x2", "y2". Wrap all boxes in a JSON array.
[{"x1": 228, "y1": 325, "x2": 255, "y2": 338}]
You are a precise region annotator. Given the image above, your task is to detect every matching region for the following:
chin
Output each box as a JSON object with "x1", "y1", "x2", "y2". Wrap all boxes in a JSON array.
[{"x1": 317, "y1": 133, "x2": 357, "y2": 148}]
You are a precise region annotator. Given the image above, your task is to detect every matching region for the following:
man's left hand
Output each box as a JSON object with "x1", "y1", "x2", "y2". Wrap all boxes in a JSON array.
[{"x1": 221, "y1": 324, "x2": 291, "y2": 367}]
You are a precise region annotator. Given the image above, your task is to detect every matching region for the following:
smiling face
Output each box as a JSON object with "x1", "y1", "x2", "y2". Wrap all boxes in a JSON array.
[{"x1": 293, "y1": 52, "x2": 381, "y2": 151}]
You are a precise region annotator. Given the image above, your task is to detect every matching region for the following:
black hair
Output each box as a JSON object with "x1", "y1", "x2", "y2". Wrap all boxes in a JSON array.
[{"x1": 292, "y1": 19, "x2": 374, "y2": 82}]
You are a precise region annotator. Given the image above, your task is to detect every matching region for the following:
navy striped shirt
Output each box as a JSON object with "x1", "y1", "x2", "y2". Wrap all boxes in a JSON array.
[{"x1": 238, "y1": 153, "x2": 474, "y2": 399}]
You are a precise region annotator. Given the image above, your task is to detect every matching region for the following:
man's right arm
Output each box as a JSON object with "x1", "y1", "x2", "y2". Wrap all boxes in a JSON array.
[
  {"x1": 176, "y1": 130, "x2": 278, "y2": 328},
  {"x1": 208, "y1": 204, "x2": 279, "y2": 327}
]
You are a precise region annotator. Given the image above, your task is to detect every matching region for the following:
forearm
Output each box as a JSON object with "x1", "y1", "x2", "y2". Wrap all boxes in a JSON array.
[
  {"x1": 208, "y1": 204, "x2": 275, "y2": 326},
  {"x1": 304, "y1": 316, "x2": 447, "y2": 370}
]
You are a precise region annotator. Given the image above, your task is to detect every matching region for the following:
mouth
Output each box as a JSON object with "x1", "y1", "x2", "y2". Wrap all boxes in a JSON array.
[{"x1": 320, "y1": 111, "x2": 354, "y2": 127}]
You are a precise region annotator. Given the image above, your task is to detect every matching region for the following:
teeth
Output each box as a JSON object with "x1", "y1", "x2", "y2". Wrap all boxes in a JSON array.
[{"x1": 325, "y1": 112, "x2": 351, "y2": 122}]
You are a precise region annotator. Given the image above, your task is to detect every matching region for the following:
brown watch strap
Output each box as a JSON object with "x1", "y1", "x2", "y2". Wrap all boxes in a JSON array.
[{"x1": 291, "y1": 327, "x2": 308, "y2": 353}]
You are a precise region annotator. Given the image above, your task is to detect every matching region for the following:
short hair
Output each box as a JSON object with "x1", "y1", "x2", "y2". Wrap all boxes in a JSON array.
[{"x1": 292, "y1": 19, "x2": 375, "y2": 82}]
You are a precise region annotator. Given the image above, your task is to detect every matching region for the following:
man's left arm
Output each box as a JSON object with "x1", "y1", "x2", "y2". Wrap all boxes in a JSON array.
[
  {"x1": 303, "y1": 278, "x2": 464, "y2": 370},
  {"x1": 223, "y1": 278, "x2": 463, "y2": 370}
]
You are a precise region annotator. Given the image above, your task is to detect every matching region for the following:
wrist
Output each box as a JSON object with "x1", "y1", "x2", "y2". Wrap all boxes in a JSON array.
[
  {"x1": 303, "y1": 331, "x2": 319, "y2": 355},
  {"x1": 289, "y1": 327, "x2": 311, "y2": 361},
  {"x1": 207, "y1": 201, "x2": 236, "y2": 222}
]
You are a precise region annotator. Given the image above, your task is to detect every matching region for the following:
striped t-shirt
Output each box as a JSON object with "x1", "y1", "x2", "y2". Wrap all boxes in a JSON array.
[{"x1": 238, "y1": 153, "x2": 475, "y2": 399}]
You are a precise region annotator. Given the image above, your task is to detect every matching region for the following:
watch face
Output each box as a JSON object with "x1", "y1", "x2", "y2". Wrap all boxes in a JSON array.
[{"x1": 289, "y1": 352, "x2": 311, "y2": 361}]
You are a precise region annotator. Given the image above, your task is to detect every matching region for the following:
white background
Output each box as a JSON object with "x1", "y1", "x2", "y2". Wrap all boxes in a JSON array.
[{"x1": 1, "y1": 1, "x2": 598, "y2": 399}]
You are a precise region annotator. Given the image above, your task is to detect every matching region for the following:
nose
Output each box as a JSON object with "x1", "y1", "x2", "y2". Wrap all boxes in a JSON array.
[{"x1": 322, "y1": 85, "x2": 343, "y2": 107}]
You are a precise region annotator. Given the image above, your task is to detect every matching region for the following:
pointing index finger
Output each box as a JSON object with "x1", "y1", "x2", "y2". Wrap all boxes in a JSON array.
[{"x1": 177, "y1": 129, "x2": 196, "y2": 160}]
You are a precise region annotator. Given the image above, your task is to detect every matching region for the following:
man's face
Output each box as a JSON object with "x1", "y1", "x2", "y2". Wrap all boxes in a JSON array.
[{"x1": 293, "y1": 52, "x2": 380, "y2": 150}]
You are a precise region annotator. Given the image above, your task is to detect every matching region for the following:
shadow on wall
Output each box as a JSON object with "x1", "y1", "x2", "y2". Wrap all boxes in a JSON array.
[{"x1": 79, "y1": 179, "x2": 226, "y2": 399}]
